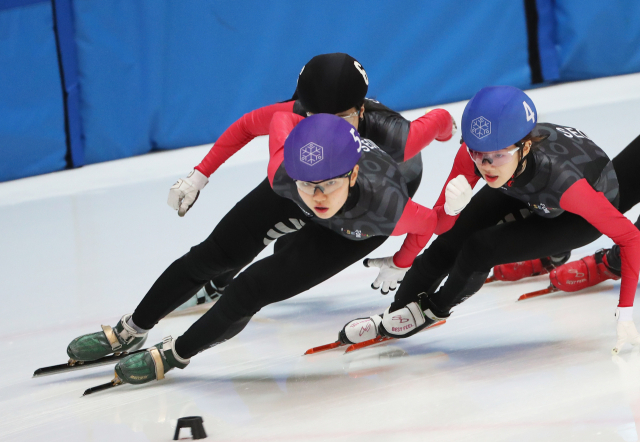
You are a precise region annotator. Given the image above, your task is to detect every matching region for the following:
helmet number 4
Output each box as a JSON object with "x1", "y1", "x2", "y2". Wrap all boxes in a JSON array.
[{"x1": 523, "y1": 101, "x2": 535, "y2": 123}]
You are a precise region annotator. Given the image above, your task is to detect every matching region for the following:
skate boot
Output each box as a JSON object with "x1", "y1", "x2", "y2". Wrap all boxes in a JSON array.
[
  {"x1": 490, "y1": 252, "x2": 571, "y2": 282},
  {"x1": 114, "y1": 336, "x2": 190, "y2": 385},
  {"x1": 550, "y1": 249, "x2": 621, "y2": 292},
  {"x1": 175, "y1": 281, "x2": 226, "y2": 312},
  {"x1": 67, "y1": 314, "x2": 148, "y2": 362},
  {"x1": 338, "y1": 315, "x2": 383, "y2": 344},
  {"x1": 379, "y1": 294, "x2": 449, "y2": 339}
]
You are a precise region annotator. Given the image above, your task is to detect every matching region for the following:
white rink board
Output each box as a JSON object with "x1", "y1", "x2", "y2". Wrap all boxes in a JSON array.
[{"x1": 1, "y1": 73, "x2": 640, "y2": 441}]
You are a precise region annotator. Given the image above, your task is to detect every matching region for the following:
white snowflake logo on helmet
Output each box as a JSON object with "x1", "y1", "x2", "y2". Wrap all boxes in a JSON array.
[
  {"x1": 470, "y1": 116, "x2": 491, "y2": 139},
  {"x1": 300, "y1": 142, "x2": 323, "y2": 166}
]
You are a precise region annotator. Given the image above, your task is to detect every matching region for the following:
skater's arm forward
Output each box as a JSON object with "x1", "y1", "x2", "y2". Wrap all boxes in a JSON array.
[
  {"x1": 365, "y1": 200, "x2": 438, "y2": 294},
  {"x1": 267, "y1": 111, "x2": 306, "y2": 185},
  {"x1": 404, "y1": 109, "x2": 456, "y2": 161},
  {"x1": 432, "y1": 143, "x2": 480, "y2": 234},
  {"x1": 390, "y1": 199, "x2": 439, "y2": 268},
  {"x1": 195, "y1": 101, "x2": 296, "y2": 177}
]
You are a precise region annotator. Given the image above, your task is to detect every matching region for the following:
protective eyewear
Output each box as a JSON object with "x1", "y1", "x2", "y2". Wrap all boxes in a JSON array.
[
  {"x1": 337, "y1": 110, "x2": 360, "y2": 120},
  {"x1": 467, "y1": 146, "x2": 520, "y2": 167},
  {"x1": 295, "y1": 171, "x2": 352, "y2": 195},
  {"x1": 306, "y1": 110, "x2": 360, "y2": 121}
]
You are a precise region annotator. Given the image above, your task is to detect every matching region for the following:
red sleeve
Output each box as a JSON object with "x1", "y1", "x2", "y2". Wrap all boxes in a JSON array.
[
  {"x1": 267, "y1": 112, "x2": 305, "y2": 185},
  {"x1": 404, "y1": 109, "x2": 454, "y2": 161},
  {"x1": 560, "y1": 179, "x2": 640, "y2": 307},
  {"x1": 194, "y1": 101, "x2": 296, "y2": 177},
  {"x1": 432, "y1": 143, "x2": 481, "y2": 235},
  {"x1": 390, "y1": 198, "x2": 439, "y2": 268}
]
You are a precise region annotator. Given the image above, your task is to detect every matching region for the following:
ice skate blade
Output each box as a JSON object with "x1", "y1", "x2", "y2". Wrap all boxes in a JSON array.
[
  {"x1": 517, "y1": 285, "x2": 559, "y2": 301},
  {"x1": 344, "y1": 320, "x2": 446, "y2": 354},
  {"x1": 83, "y1": 373, "x2": 124, "y2": 396},
  {"x1": 33, "y1": 349, "x2": 145, "y2": 378},
  {"x1": 304, "y1": 341, "x2": 346, "y2": 355}
]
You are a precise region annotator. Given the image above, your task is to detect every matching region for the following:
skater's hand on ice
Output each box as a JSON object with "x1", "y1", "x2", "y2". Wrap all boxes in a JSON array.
[
  {"x1": 444, "y1": 175, "x2": 472, "y2": 216},
  {"x1": 612, "y1": 307, "x2": 640, "y2": 354},
  {"x1": 364, "y1": 256, "x2": 409, "y2": 295},
  {"x1": 168, "y1": 169, "x2": 208, "y2": 217}
]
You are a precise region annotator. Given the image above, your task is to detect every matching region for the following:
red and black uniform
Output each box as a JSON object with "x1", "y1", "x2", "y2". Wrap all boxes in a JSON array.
[
  {"x1": 391, "y1": 125, "x2": 640, "y2": 316},
  {"x1": 193, "y1": 98, "x2": 449, "y2": 288},
  {"x1": 130, "y1": 101, "x2": 453, "y2": 358}
]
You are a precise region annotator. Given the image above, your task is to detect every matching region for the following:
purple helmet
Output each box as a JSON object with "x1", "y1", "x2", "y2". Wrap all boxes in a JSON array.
[{"x1": 284, "y1": 114, "x2": 362, "y2": 182}]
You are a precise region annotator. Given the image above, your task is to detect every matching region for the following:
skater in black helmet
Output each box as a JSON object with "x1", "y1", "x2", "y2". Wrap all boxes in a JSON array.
[
  {"x1": 166, "y1": 53, "x2": 455, "y2": 309},
  {"x1": 338, "y1": 86, "x2": 640, "y2": 354},
  {"x1": 69, "y1": 112, "x2": 469, "y2": 390}
]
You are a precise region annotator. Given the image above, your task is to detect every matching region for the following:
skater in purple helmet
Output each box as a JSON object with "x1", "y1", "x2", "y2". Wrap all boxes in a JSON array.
[
  {"x1": 58, "y1": 111, "x2": 467, "y2": 391},
  {"x1": 166, "y1": 52, "x2": 455, "y2": 310}
]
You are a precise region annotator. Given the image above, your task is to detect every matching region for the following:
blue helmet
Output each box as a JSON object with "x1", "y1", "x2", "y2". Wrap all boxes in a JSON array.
[
  {"x1": 284, "y1": 114, "x2": 362, "y2": 182},
  {"x1": 462, "y1": 86, "x2": 537, "y2": 152}
]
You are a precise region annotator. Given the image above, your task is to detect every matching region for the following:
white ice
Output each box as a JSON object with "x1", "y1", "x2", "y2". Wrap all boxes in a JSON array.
[{"x1": 2, "y1": 74, "x2": 640, "y2": 442}]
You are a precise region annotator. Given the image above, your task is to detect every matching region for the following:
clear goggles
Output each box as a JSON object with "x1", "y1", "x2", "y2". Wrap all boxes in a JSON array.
[
  {"x1": 467, "y1": 146, "x2": 520, "y2": 167},
  {"x1": 295, "y1": 170, "x2": 352, "y2": 195},
  {"x1": 306, "y1": 109, "x2": 360, "y2": 121}
]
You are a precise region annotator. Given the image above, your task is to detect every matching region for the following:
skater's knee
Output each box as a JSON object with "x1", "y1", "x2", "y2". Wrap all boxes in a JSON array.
[
  {"x1": 460, "y1": 232, "x2": 497, "y2": 271},
  {"x1": 183, "y1": 240, "x2": 238, "y2": 280},
  {"x1": 215, "y1": 275, "x2": 266, "y2": 320}
]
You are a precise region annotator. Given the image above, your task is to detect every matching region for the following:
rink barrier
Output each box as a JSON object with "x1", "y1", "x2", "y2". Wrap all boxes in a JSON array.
[{"x1": 1, "y1": 0, "x2": 639, "y2": 182}]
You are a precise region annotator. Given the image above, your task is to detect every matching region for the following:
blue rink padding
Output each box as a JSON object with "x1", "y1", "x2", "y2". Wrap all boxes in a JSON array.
[
  {"x1": 71, "y1": 0, "x2": 534, "y2": 165},
  {"x1": 555, "y1": 0, "x2": 640, "y2": 81},
  {"x1": 52, "y1": 0, "x2": 85, "y2": 168},
  {"x1": 0, "y1": 2, "x2": 67, "y2": 182},
  {"x1": 2, "y1": 1, "x2": 640, "y2": 182}
]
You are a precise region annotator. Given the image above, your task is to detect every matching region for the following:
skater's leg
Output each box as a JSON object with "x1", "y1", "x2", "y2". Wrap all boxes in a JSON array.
[
  {"x1": 390, "y1": 186, "x2": 528, "y2": 311},
  {"x1": 430, "y1": 211, "x2": 602, "y2": 312},
  {"x1": 132, "y1": 178, "x2": 305, "y2": 329},
  {"x1": 174, "y1": 225, "x2": 387, "y2": 358}
]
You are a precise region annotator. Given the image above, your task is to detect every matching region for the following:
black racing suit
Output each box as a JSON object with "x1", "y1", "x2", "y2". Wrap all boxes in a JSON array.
[
  {"x1": 131, "y1": 101, "x2": 437, "y2": 358},
  {"x1": 391, "y1": 127, "x2": 640, "y2": 317}
]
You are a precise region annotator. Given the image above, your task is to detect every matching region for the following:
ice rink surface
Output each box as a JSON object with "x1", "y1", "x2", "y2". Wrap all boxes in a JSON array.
[{"x1": 2, "y1": 74, "x2": 640, "y2": 441}]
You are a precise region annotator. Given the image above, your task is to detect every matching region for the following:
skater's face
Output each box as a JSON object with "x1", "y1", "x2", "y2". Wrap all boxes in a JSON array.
[
  {"x1": 475, "y1": 142, "x2": 531, "y2": 188},
  {"x1": 297, "y1": 165, "x2": 359, "y2": 219}
]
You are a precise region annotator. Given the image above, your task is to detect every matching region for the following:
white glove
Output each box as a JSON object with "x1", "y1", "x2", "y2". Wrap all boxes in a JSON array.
[
  {"x1": 167, "y1": 169, "x2": 208, "y2": 217},
  {"x1": 612, "y1": 307, "x2": 640, "y2": 354},
  {"x1": 364, "y1": 257, "x2": 410, "y2": 295},
  {"x1": 443, "y1": 175, "x2": 472, "y2": 216}
]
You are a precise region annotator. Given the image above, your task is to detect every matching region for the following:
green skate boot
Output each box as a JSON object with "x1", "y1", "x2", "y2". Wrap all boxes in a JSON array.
[
  {"x1": 114, "y1": 336, "x2": 190, "y2": 385},
  {"x1": 67, "y1": 314, "x2": 148, "y2": 362}
]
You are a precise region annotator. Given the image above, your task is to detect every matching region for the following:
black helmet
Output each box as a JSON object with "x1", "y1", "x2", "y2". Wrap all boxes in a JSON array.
[{"x1": 296, "y1": 53, "x2": 369, "y2": 115}]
